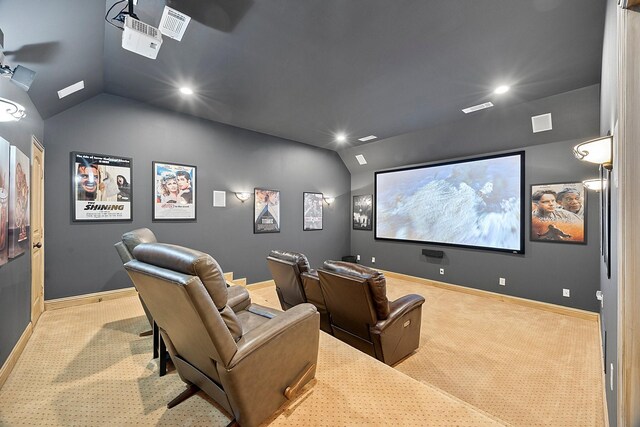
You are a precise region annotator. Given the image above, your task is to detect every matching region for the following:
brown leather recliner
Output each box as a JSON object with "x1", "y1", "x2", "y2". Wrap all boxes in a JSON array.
[
  {"x1": 318, "y1": 261, "x2": 425, "y2": 366},
  {"x1": 266, "y1": 250, "x2": 332, "y2": 334},
  {"x1": 115, "y1": 228, "x2": 251, "y2": 318},
  {"x1": 125, "y1": 243, "x2": 320, "y2": 427}
]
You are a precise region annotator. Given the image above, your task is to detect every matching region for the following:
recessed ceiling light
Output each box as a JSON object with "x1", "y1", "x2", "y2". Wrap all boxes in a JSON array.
[
  {"x1": 462, "y1": 102, "x2": 494, "y2": 114},
  {"x1": 179, "y1": 87, "x2": 194, "y2": 95},
  {"x1": 335, "y1": 133, "x2": 347, "y2": 143},
  {"x1": 57, "y1": 80, "x2": 85, "y2": 99},
  {"x1": 355, "y1": 154, "x2": 367, "y2": 165},
  {"x1": 494, "y1": 85, "x2": 510, "y2": 95},
  {"x1": 358, "y1": 135, "x2": 377, "y2": 142}
]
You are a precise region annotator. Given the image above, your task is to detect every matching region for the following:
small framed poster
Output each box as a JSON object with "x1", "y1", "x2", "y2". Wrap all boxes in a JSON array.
[
  {"x1": 254, "y1": 188, "x2": 280, "y2": 233},
  {"x1": 153, "y1": 161, "x2": 196, "y2": 221},
  {"x1": 303, "y1": 192, "x2": 323, "y2": 231},
  {"x1": 353, "y1": 194, "x2": 373, "y2": 230},
  {"x1": 0, "y1": 137, "x2": 9, "y2": 266},
  {"x1": 71, "y1": 152, "x2": 132, "y2": 222},
  {"x1": 530, "y1": 182, "x2": 586, "y2": 244},
  {"x1": 9, "y1": 146, "x2": 30, "y2": 258}
]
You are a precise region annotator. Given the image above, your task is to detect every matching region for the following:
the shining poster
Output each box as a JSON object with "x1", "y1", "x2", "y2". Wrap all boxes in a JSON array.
[
  {"x1": 0, "y1": 137, "x2": 10, "y2": 266},
  {"x1": 8, "y1": 146, "x2": 30, "y2": 258},
  {"x1": 72, "y1": 152, "x2": 132, "y2": 221},
  {"x1": 254, "y1": 188, "x2": 280, "y2": 233}
]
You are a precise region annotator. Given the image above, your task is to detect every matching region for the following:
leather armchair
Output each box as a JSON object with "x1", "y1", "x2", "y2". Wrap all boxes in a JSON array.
[
  {"x1": 115, "y1": 228, "x2": 251, "y2": 316},
  {"x1": 125, "y1": 243, "x2": 320, "y2": 427},
  {"x1": 267, "y1": 250, "x2": 332, "y2": 334},
  {"x1": 318, "y1": 261, "x2": 425, "y2": 366}
]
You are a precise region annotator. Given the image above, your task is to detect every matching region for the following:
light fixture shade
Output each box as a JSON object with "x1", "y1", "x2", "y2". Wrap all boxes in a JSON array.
[
  {"x1": 573, "y1": 136, "x2": 613, "y2": 165},
  {"x1": 0, "y1": 97, "x2": 26, "y2": 122},
  {"x1": 583, "y1": 178, "x2": 606, "y2": 191},
  {"x1": 323, "y1": 196, "x2": 335, "y2": 205},
  {"x1": 235, "y1": 191, "x2": 251, "y2": 202}
]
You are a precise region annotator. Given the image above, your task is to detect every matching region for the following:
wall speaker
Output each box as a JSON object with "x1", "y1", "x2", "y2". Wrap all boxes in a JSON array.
[
  {"x1": 213, "y1": 190, "x2": 226, "y2": 207},
  {"x1": 531, "y1": 113, "x2": 553, "y2": 133},
  {"x1": 422, "y1": 249, "x2": 444, "y2": 259}
]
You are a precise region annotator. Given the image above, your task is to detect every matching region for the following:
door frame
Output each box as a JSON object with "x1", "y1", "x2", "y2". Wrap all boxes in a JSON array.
[{"x1": 30, "y1": 135, "x2": 44, "y2": 326}]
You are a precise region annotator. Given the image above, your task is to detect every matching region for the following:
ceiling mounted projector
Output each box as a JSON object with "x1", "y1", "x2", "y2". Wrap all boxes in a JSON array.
[
  {"x1": 0, "y1": 27, "x2": 36, "y2": 91},
  {"x1": 122, "y1": 15, "x2": 163, "y2": 59}
]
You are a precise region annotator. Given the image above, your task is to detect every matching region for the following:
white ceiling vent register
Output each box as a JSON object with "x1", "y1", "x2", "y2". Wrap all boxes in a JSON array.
[
  {"x1": 123, "y1": 16, "x2": 163, "y2": 59},
  {"x1": 462, "y1": 102, "x2": 494, "y2": 114},
  {"x1": 531, "y1": 113, "x2": 553, "y2": 133},
  {"x1": 355, "y1": 154, "x2": 367, "y2": 165},
  {"x1": 159, "y1": 6, "x2": 191, "y2": 41}
]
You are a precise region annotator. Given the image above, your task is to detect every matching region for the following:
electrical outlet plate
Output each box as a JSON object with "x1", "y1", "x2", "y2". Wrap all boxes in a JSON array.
[
  {"x1": 499, "y1": 278, "x2": 506, "y2": 286},
  {"x1": 439, "y1": 268, "x2": 444, "y2": 275},
  {"x1": 371, "y1": 257, "x2": 376, "y2": 263},
  {"x1": 563, "y1": 289, "x2": 570, "y2": 297},
  {"x1": 356, "y1": 255, "x2": 360, "y2": 261}
]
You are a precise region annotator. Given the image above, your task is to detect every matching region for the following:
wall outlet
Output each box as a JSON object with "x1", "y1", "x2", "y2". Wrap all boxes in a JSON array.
[
  {"x1": 371, "y1": 257, "x2": 376, "y2": 263},
  {"x1": 563, "y1": 288, "x2": 570, "y2": 297},
  {"x1": 356, "y1": 255, "x2": 361, "y2": 261},
  {"x1": 439, "y1": 268, "x2": 444, "y2": 275},
  {"x1": 499, "y1": 278, "x2": 506, "y2": 286}
]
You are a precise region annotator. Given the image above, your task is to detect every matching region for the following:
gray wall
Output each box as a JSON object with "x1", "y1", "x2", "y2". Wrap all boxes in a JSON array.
[
  {"x1": 0, "y1": 79, "x2": 44, "y2": 366},
  {"x1": 599, "y1": 0, "x2": 618, "y2": 424},
  {"x1": 344, "y1": 87, "x2": 601, "y2": 312},
  {"x1": 43, "y1": 94, "x2": 351, "y2": 300}
]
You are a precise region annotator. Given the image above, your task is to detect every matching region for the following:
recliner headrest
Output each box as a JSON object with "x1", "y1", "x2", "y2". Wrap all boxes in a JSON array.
[
  {"x1": 133, "y1": 243, "x2": 229, "y2": 310},
  {"x1": 122, "y1": 228, "x2": 157, "y2": 256},
  {"x1": 268, "y1": 250, "x2": 311, "y2": 273},
  {"x1": 322, "y1": 260, "x2": 390, "y2": 320}
]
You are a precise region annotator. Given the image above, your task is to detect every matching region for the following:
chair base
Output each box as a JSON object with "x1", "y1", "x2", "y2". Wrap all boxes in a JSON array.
[{"x1": 167, "y1": 384, "x2": 198, "y2": 409}]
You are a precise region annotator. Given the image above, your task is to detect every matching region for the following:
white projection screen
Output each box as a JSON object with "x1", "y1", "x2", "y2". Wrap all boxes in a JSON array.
[{"x1": 375, "y1": 151, "x2": 524, "y2": 253}]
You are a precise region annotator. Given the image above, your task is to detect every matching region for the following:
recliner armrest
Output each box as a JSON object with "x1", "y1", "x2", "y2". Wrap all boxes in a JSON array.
[
  {"x1": 371, "y1": 294, "x2": 425, "y2": 333},
  {"x1": 227, "y1": 285, "x2": 251, "y2": 312},
  {"x1": 229, "y1": 304, "x2": 319, "y2": 368}
]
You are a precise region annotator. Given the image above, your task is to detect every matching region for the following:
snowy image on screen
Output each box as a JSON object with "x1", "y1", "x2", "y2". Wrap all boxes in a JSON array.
[{"x1": 375, "y1": 152, "x2": 523, "y2": 252}]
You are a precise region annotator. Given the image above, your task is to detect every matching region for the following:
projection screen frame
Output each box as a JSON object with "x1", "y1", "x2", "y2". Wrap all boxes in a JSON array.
[{"x1": 374, "y1": 151, "x2": 525, "y2": 254}]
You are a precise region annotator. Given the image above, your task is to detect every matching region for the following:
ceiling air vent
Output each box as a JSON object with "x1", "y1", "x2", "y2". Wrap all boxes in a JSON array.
[
  {"x1": 159, "y1": 6, "x2": 191, "y2": 41},
  {"x1": 462, "y1": 102, "x2": 494, "y2": 114},
  {"x1": 355, "y1": 154, "x2": 367, "y2": 165}
]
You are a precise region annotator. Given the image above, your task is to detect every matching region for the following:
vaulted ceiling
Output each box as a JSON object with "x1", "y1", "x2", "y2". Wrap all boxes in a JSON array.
[{"x1": 0, "y1": 0, "x2": 606, "y2": 150}]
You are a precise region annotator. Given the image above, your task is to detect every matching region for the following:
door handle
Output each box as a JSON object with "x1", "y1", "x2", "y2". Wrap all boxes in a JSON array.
[{"x1": 33, "y1": 242, "x2": 42, "y2": 249}]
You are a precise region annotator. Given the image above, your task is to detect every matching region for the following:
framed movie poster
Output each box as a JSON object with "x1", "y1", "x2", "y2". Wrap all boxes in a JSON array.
[
  {"x1": 530, "y1": 182, "x2": 586, "y2": 244},
  {"x1": 254, "y1": 188, "x2": 280, "y2": 233},
  {"x1": 153, "y1": 162, "x2": 196, "y2": 221},
  {"x1": 353, "y1": 194, "x2": 373, "y2": 230},
  {"x1": 303, "y1": 192, "x2": 323, "y2": 231},
  {"x1": 8, "y1": 146, "x2": 30, "y2": 258},
  {"x1": 72, "y1": 152, "x2": 132, "y2": 222},
  {"x1": 0, "y1": 137, "x2": 10, "y2": 266}
]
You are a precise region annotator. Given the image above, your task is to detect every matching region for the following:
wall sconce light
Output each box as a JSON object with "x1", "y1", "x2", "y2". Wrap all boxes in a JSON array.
[
  {"x1": 583, "y1": 178, "x2": 606, "y2": 191},
  {"x1": 0, "y1": 97, "x2": 26, "y2": 122},
  {"x1": 573, "y1": 135, "x2": 613, "y2": 169},
  {"x1": 323, "y1": 196, "x2": 335, "y2": 205},
  {"x1": 234, "y1": 191, "x2": 251, "y2": 202}
]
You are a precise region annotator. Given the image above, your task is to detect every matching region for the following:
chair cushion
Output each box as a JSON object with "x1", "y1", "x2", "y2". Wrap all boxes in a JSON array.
[
  {"x1": 269, "y1": 250, "x2": 310, "y2": 273},
  {"x1": 322, "y1": 260, "x2": 390, "y2": 320},
  {"x1": 122, "y1": 228, "x2": 157, "y2": 256}
]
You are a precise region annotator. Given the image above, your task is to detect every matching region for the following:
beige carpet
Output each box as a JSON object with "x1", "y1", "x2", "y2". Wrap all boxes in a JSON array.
[
  {"x1": 251, "y1": 278, "x2": 606, "y2": 427},
  {"x1": 0, "y1": 291, "x2": 504, "y2": 426}
]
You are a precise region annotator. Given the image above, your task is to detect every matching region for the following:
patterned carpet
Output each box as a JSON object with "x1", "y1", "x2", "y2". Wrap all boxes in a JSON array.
[{"x1": 0, "y1": 277, "x2": 604, "y2": 426}]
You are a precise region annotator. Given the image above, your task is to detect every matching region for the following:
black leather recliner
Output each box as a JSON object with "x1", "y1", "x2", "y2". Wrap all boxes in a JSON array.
[{"x1": 317, "y1": 261, "x2": 425, "y2": 366}]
